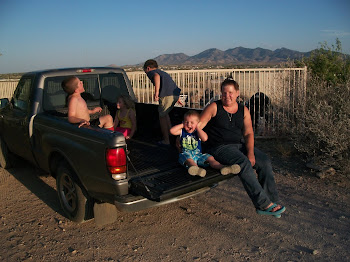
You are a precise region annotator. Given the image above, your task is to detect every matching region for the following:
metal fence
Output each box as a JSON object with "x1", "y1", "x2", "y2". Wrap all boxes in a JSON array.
[
  {"x1": 128, "y1": 67, "x2": 307, "y2": 136},
  {"x1": 0, "y1": 80, "x2": 19, "y2": 99},
  {"x1": 0, "y1": 67, "x2": 307, "y2": 136}
]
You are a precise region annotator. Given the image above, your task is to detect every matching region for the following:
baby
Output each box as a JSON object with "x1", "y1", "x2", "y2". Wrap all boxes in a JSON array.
[{"x1": 170, "y1": 110, "x2": 240, "y2": 177}]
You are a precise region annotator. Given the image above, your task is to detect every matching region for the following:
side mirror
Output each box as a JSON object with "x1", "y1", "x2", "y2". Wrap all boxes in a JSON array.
[{"x1": 0, "y1": 98, "x2": 9, "y2": 109}]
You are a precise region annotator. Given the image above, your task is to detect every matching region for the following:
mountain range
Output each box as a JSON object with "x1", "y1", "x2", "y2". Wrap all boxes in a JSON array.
[{"x1": 150, "y1": 47, "x2": 312, "y2": 66}]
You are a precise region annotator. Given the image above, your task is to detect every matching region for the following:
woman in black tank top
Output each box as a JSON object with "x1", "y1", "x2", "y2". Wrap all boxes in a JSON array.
[
  {"x1": 204, "y1": 100, "x2": 244, "y2": 148},
  {"x1": 200, "y1": 78, "x2": 286, "y2": 218}
]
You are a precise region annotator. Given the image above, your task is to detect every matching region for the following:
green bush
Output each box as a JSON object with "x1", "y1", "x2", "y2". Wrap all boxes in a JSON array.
[
  {"x1": 299, "y1": 38, "x2": 350, "y2": 85},
  {"x1": 293, "y1": 39, "x2": 350, "y2": 176}
]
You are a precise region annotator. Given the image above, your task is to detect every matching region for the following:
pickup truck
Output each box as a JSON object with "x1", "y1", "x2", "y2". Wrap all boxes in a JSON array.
[{"x1": 0, "y1": 67, "x2": 237, "y2": 224}]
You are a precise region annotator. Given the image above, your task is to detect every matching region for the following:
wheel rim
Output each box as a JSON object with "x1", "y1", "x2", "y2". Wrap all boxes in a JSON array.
[{"x1": 59, "y1": 173, "x2": 77, "y2": 213}]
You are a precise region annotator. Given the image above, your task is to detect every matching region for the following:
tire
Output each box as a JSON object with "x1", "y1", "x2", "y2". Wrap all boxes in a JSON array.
[
  {"x1": 0, "y1": 137, "x2": 11, "y2": 169},
  {"x1": 56, "y1": 162, "x2": 93, "y2": 223}
]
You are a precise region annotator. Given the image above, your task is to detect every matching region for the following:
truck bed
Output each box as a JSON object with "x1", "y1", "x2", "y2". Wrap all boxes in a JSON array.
[{"x1": 127, "y1": 138, "x2": 237, "y2": 202}]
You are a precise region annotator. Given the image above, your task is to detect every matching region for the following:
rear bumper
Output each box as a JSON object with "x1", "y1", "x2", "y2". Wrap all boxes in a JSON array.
[{"x1": 114, "y1": 186, "x2": 211, "y2": 212}]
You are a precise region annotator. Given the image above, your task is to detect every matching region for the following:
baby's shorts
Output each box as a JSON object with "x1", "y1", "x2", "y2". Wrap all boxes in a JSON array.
[{"x1": 179, "y1": 150, "x2": 212, "y2": 167}]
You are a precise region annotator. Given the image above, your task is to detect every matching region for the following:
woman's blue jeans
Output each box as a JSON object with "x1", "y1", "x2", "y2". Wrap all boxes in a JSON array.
[{"x1": 206, "y1": 143, "x2": 279, "y2": 210}]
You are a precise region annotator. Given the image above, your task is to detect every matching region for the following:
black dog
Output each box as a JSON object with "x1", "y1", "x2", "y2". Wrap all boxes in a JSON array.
[{"x1": 246, "y1": 92, "x2": 271, "y2": 131}]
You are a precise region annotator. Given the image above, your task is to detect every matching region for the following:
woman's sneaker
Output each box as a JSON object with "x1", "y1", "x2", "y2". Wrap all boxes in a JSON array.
[
  {"x1": 220, "y1": 164, "x2": 241, "y2": 175},
  {"x1": 188, "y1": 166, "x2": 206, "y2": 177}
]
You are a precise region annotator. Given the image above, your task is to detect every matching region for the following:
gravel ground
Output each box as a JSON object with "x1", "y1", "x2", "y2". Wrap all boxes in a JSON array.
[{"x1": 1, "y1": 139, "x2": 349, "y2": 262}]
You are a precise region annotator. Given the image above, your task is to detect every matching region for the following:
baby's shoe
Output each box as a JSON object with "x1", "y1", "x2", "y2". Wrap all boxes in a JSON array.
[
  {"x1": 188, "y1": 166, "x2": 206, "y2": 177},
  {"x1": 220, "y1": 164, "x2": 241, "y2": 175}
]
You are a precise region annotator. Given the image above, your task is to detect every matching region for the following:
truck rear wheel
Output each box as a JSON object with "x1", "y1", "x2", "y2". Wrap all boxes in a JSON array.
[
  {"x1": 56, "y1": 162, "x2": 93, "y2": 223},
  {"x1": 0, "y1": 137, "x2": 11, "y2": 169}
]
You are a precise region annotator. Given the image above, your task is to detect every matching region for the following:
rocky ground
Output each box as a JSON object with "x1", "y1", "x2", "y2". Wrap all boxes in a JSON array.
[{"x1": 0, "y1": 139, "x2": 349, "y2": 262}]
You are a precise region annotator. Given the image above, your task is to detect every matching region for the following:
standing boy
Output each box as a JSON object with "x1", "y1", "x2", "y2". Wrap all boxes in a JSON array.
[
  {"x1": 143, "y1": 59, "x2": 181, "y2": 145},
  {"x1": 61, "y1": 76, "x2": 114, "y2": 130}
]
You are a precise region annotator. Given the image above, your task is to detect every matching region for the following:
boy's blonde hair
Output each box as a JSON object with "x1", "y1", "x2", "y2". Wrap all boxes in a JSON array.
[
  {"x1": 117, "y1": 94, "x2": 135, "y2": 110},
  {"x1": 61, "y1": 76, "x2": 78, "y2": 95},
  {"x1": 184, "y1": 110, "x2": 200, "y2": 121}
]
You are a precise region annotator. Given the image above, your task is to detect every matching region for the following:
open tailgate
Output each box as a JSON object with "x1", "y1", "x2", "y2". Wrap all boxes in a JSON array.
[{"x1": 127, "y1": 139, "x2": 236, "y2": 202}]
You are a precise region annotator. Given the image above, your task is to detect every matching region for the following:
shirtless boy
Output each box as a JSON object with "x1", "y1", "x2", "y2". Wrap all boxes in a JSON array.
[{"x1": 61, "y1": 76, "x2": 114, "y2": 130}]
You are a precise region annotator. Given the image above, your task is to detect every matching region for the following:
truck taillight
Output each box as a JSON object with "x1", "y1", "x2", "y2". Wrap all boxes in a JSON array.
[{"x1": 106, "y1": 148, "x2": 127, "y2": 179}]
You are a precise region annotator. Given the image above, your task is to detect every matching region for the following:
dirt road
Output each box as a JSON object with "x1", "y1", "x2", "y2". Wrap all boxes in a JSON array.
[{"x1": 1, "y1": 140, "x2": 349, "y2": 262}]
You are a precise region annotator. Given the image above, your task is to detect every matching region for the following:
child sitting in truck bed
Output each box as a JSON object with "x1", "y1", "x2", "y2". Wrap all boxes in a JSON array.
[
  {"x1": 61, "y1": 76, "x2": 114, "y2": 130},
  {"x1": 170, "y1": 110, "x2": 241, "y2": 177},
  {"x1": 114, "y1": 95, "x2": 137, "y2": 139}
]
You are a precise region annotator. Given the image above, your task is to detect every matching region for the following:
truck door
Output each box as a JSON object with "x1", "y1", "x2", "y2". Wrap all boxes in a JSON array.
[{"x1": 1, "y1": 76, "x2": 36, "y2": 163}]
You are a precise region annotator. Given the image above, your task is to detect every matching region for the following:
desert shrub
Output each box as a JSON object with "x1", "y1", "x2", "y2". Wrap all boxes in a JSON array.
[
  {"x1": 304, "y1": 38, "x2": 350, "y2": 85},
  {"x1": 293, "y1": 39, "x2": 350, "y2": 176}
]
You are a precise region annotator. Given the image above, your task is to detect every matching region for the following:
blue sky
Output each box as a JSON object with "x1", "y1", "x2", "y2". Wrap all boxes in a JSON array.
[{"x1": 0, "y1": 0, "x2": 349, "y2": 74}]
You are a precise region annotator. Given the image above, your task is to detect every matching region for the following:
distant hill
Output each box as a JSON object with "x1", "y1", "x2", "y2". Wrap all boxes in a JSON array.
[
  {"x1": 150, "y1": 47, "x2": 312, "y2": 66},
  {"x1": 154, "y1": 53, "x2": 190, "y2": 65}
]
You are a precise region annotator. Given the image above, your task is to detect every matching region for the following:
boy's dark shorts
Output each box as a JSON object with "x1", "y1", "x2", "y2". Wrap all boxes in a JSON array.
[
  {"x1": 90, "y1": 118, "x2": 101, "y2": 126},
  {"x1": 158, "y1": 95, "x2": 179, "y2": 117}
]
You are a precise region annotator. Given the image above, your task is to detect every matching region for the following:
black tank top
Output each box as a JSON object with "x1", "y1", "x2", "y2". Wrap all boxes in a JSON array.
[{"x1": 204, "y1": 100, "x2": 244, "y2": 148}]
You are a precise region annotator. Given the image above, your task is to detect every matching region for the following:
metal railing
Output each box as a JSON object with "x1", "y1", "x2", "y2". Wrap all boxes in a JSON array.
[
  {"x1": 128, "y1": 67, "x2": 307, "y2": 135},
  {"x1": 0, "y1": 67, "x2": 307, "y2": 136},
  {"x1": 0, "y1": 80, "x2": 19, "y2": 99}
]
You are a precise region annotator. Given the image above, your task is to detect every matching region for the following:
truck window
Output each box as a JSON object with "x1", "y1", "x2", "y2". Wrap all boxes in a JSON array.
[
  {"x1": 43, "y1": 77, "x2": 68, "y2": 112},
  {"x1": 13, "y1": 77, "x2": 33, "y2": 111},
  {"x1": 43, "y1": 75, "x2": 100, "y2": 112},
  {"x1": 100, "y1": 73, "x2": 129, "y2": 103},
  {"x1": 80, "y1": 77, "x2": 100, "y2": 103},
  {"x1": 42, "y1": 73, "x2": 128, "y2": 114}
]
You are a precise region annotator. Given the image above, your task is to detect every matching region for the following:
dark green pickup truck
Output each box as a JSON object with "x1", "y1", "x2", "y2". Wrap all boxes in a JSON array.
[{"x1": 0, "y1": 67, "x2": 236, "y2": 224}]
